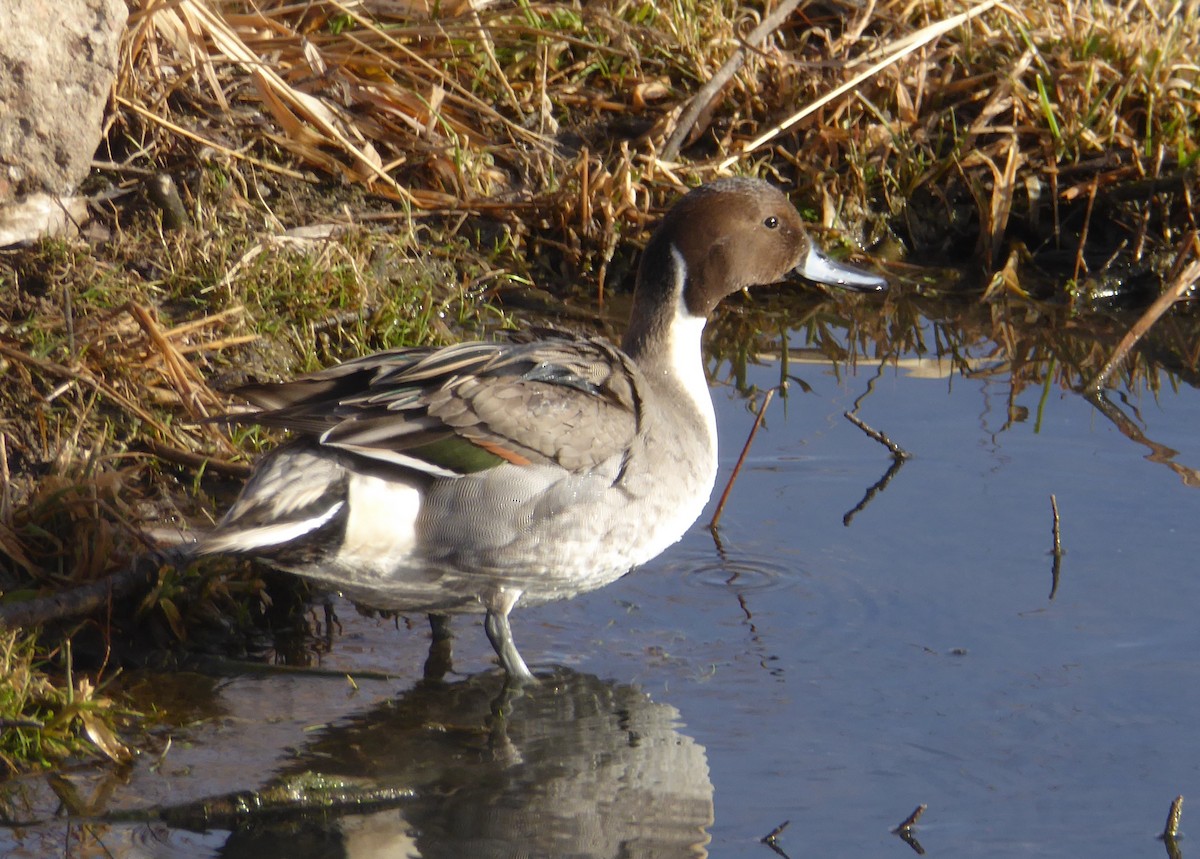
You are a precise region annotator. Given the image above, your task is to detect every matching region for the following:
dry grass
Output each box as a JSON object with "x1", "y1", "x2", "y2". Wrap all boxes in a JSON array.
[{"x1": 109, "y1": 0, "x2": 1199, "y2": 276}]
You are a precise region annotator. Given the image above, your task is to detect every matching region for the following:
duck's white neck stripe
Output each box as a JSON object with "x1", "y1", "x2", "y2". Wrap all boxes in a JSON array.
[
  {"x1": 666, "y1": 245, "x2": 718, "y2": 444},
  {"x1": 668, "y1": 243, "x2": 689, "y2": 305}
]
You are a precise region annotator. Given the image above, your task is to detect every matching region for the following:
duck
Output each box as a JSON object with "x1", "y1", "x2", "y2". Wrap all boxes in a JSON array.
[{"x1": 194, "y1": 177, "x2": 885, "y2": 682}]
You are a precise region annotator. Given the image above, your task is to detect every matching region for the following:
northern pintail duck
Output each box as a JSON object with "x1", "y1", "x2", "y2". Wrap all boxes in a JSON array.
[{"x1": 196, "y1": 178, "x2": 885, "y2": 681}]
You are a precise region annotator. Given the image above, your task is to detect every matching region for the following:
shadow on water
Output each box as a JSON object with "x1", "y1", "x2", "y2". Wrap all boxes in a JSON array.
[
  {"x1": 3, "y1": 670, "x2": 712, "y2": 859},
  {"x1": 216, "y1": 669, "x2": 712, "y2": 859}
]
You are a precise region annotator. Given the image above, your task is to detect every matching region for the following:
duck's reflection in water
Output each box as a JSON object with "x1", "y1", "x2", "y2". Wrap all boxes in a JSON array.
[{"x1": 174, "y1": 669, "x2": 712, "y2": 859}]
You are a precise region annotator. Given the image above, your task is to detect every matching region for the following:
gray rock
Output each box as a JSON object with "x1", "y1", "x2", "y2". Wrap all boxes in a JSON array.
[{"x1": 0, "y1": 0, "x2": 127, "y2": 202}]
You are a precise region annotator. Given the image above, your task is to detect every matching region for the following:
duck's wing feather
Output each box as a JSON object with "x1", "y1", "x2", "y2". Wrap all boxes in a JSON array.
[{"x1": 227, "y1": 332, "x2": 643, "y2": 477}]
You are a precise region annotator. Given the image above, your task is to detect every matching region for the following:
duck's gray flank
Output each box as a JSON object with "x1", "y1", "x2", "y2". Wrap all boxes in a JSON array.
[{"x1": 193, "y1": 177, "x2": 885, "y2": 682}]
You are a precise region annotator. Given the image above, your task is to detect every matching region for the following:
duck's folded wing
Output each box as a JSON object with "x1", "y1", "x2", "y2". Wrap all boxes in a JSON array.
[{"x1": 227, "y1": 334, "x2": 642, "y2": 477}]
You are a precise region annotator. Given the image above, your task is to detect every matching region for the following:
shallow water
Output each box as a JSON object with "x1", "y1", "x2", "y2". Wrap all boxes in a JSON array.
[{"x1": 6, "y1": 303, "x2": 1200, "y2": 857}]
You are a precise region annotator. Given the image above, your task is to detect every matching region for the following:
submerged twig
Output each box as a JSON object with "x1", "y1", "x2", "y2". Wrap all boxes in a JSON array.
[
  {"x1": 1164, "y1": 832, "x2": 1184, "y2": 859},
  {"x1": 1049, "y1": 494, "x2": 1063, "y2": 599},
  {"x1": 710, "y1": 388, "x2": 775, "y2": 529},
  {"x1": 187, "y1": 655, "x2": 401, "y2": 683},
  {"x1": 1161, "y1": 795, "x2": 1184, "y2": 859},
  {"x1": 1086, "y1": 238, "x2": 1200, "y2": 395},
  {"x1": 1085, "y1": 390, "x2": 1200, "y2": 488},
  {"x1": 843, "y1": 456, "x2": 906, "y2": 526}
]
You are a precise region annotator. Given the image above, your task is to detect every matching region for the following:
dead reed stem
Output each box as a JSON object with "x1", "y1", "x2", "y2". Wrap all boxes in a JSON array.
[
  {"x1": 0, "y1": 556, "x2": 160, "y2": 629},
  {"x1": 717, "y1": 0, "x2": 1006, "y2": 170},
  {"x1": 662, "y1": 0, "x2": 802, "y2": 161},
  {"x1": 1087, "y1": 238, "x2": 1200, "y2": 395},
  {"x1": 709, "y1": 388, "x2": 775, "y2": 529}
]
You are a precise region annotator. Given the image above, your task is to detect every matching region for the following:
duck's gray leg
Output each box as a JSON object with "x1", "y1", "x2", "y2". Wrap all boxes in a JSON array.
[
  {"x1": 485, "y1": 609, "x2": 534, "y2": 682},
  {"x1": 483, "y1": 589, "x2": 534, "y2": 682},
  {"x1": 424, "y1": 613, "x2": 453, "y2": 681}
]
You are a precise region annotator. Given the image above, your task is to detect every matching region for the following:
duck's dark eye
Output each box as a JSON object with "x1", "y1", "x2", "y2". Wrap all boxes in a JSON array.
[{"x1": 763, "y1": 216, "x2": 779, "y2": 229}]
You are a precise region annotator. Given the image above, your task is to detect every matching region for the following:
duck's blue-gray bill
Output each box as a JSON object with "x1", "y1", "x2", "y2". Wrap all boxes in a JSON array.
[{"x1": 795, "y1": 245, "x2": 887, "y2": 292}]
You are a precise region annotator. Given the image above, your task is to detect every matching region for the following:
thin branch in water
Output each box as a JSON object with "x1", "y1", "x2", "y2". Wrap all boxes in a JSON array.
[
  {"x1": 710, "y1": 388, "x2": 775, "y2": 529},
  {"x1": 1085, "y1": 390, "x2": 1200, "y2": 488},
  {"x1": 844, "y1": 411, "x2": 911, "y2": 461},
  {"x1": 892, "y1": 804, "x2": 928, "y2": 855},
  {"x1": 1164, "y1": 832, "x2": 1183, "y2": 859},
  {"x1": 761, "y1": 819, "x2": 790, "y2": 842},
  {"x1": 1049, "y1": 494, "x2": 1063, "y2": 600},
  {"x1": 1160, "y1": 794, "x2": 1184, "y2": 840},
  {"x1": 850, "y1": 364, "x2": 885, "y2": 414},
  {"x1": 760, "y1": 819, "x2": 791, "y2": 858},
  {"x1": 843, "y1": 456, "x2": 906, "y2": 526},
  {"x1": 1087, "y1": 235, "x2": 1200, "y2": 395},
  {"x1": 843, "y1": 370, "x2": 909, "y2": 524},
  {"x1": 893, "y1": 803, "x2": 927, "y2": 832}
]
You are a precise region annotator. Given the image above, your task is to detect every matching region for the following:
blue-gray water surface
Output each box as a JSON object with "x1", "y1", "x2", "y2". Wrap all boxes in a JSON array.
[{"x1": 5, "y1": 311, "x2": 1200, "y2": 858}]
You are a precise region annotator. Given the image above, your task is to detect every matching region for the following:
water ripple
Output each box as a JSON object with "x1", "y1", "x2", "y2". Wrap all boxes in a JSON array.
[
  {"x1": 661, "y1": 544, "x2": 890, "y2": 662},
  {"x1": 680, "y1": 549, "x2": 793, "y2": 592}
]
